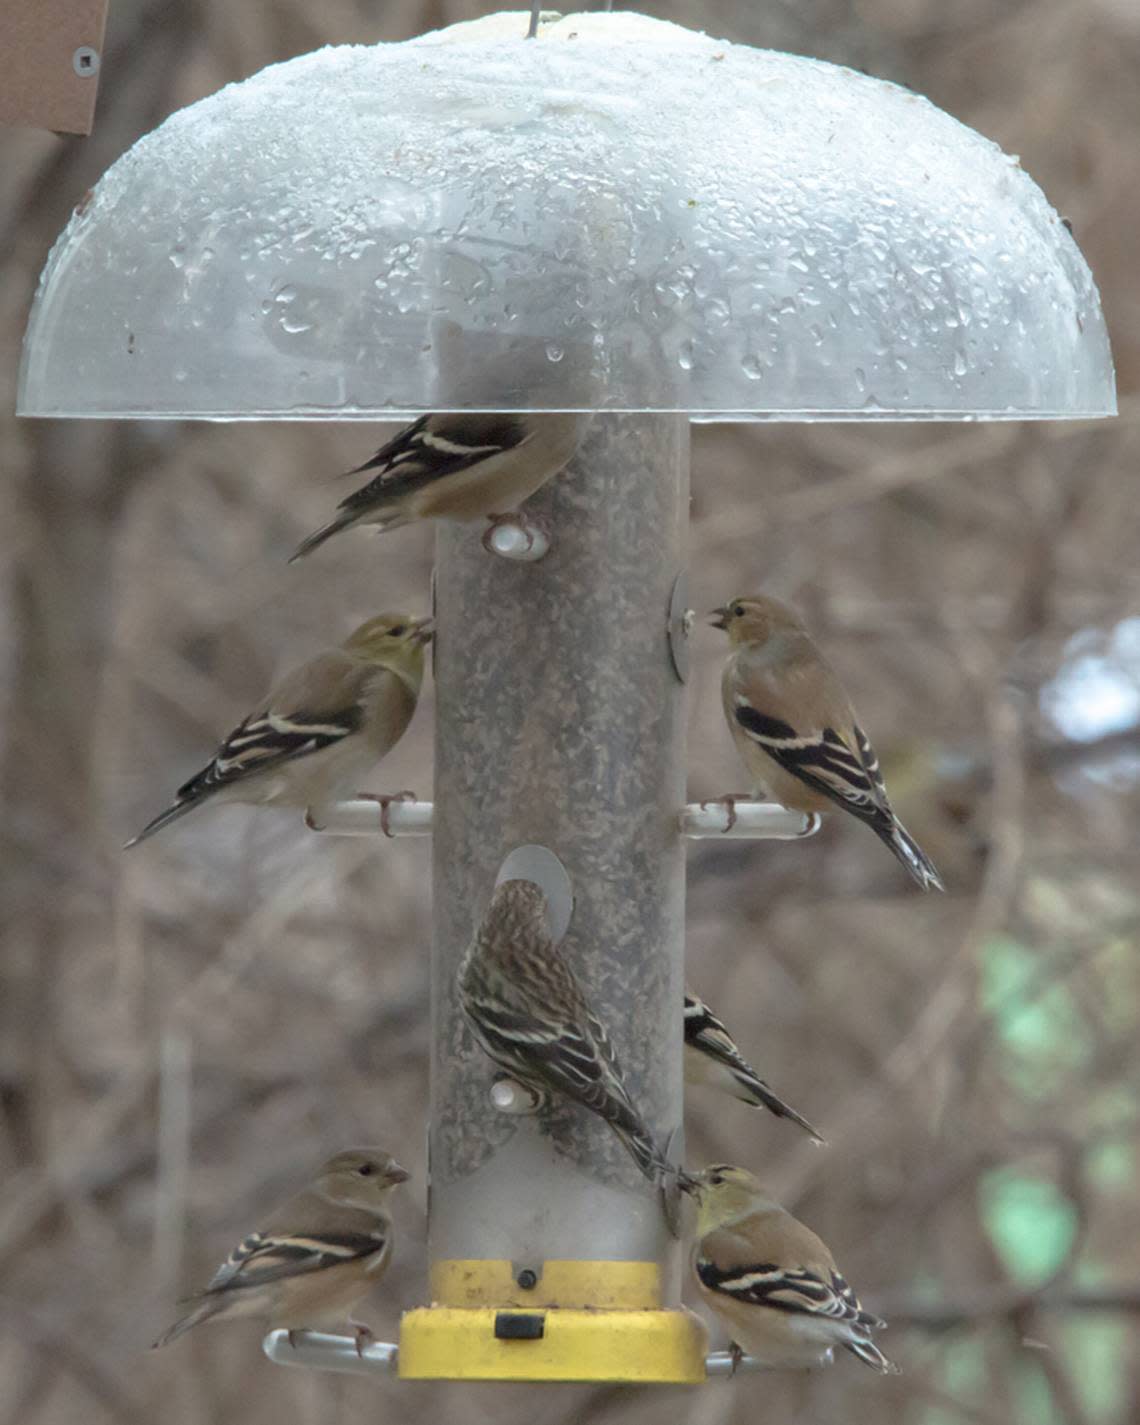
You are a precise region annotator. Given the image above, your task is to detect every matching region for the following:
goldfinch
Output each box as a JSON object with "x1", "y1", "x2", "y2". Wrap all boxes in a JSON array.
[
  {"x1": 712, "y1": 595, "x2": 943, "y2": 891},
  {"x1": 290, "y1": 413, "x2": 586, "y2": 560},
  {"x1": 153, "y1": 1148, "x2": 409, "y2": 1353},
  {"x1": 459, "y1": 878, "x2": 678, "y2": 1186},
  {"x1": 126, "y1": 613, "x2": 431, "y2": 846},
  {"x1": 692, "y1": 1164, "x2": 897, "y2": 1373},
  {"x1": 684, "y1": 991, "x2": 823, "y2": 1142}
]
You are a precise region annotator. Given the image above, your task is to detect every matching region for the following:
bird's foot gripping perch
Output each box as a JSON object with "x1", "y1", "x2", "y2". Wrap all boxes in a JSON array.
[
  {"x1": 351, "y1": 1324, "x2": 375, "y2": 1359},
  {"x1": 699, "y1": 793, "x2": 752, "y2": 832},
  {"x1": 354, "y1": 791, "x2": 417, "y2": 837},
  {"x1": 481, "y1": 511, "x2": 551, "y2": 562}
]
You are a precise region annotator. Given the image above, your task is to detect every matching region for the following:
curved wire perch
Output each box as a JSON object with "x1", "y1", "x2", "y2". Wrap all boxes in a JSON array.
[
  {"x1": 263, "y1": 1330, "x2": 398, "y2": 1375},
  {"x1": 262, "y1": 1330, "x2": 776, "y2": 1379},
  {"x1": 705, "y1": 1350, "x2": 783, "y2": 1376},
  {"x1": 681, "y1": 803, "x2": 822, "y2": 840},
  {"x1": 308, "y1": 800, "x2": 820, "y2": 841}
]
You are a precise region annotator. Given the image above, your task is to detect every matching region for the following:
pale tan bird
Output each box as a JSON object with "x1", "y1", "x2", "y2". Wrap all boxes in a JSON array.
[
  {"x1": 126, "y1": 613, "x2": 431, "y2": 845},
  {"x1": 692, "y1": 1164, "x2": 898, "y2": 1374},
  {"x1": 459, "y1": 879, "x2": 683, "y2": 1187},
  {"x1": 712, "y1": 595, "x2": 943, "y2": 890},
  {"x1": 684, "y1": 991, "x2": 823, "y2": 1142},
  {"x1": 291, "y1": 412, "x2": 587, "y2": 560},
  {"x1": 153, "y1": 1148, "x2": 409, "y2": 1353}
]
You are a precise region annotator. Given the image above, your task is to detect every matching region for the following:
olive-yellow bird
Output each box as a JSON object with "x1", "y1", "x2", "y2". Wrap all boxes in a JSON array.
[
  {"x1": 153, "y1": 1148, "x2": 409, "y2": 1354},
  {"x1": 692, "y1": 1164, "x2": 897, "y2": 1373},
  {"x1": 712, "y1": 595, "x2": 942, "y2": 890},
  {"x1": 126, "y1": 613, "x2": 431, "y2": 845},
  {"x1": 291, "y1": 413, "x2": 587, "y2": 560}
]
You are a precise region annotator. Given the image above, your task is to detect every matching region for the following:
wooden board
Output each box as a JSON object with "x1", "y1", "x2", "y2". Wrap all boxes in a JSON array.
[{"x1": 0, "y1": 0, "x2": 110, "y2": 135}]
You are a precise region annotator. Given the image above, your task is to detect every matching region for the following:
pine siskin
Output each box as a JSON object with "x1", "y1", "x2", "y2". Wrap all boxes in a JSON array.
[{"x1": 459, "y1": 878, "x2": 679, "y2": 1186}]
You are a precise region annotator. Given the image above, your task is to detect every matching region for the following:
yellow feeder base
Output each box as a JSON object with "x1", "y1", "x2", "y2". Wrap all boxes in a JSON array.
[
  {"x1": 398, "y1": 1258, "x2": 708, "y2": 1383},
  {"x1": 398, "y1": 1304, "x2": 708, "y2": 1383}
]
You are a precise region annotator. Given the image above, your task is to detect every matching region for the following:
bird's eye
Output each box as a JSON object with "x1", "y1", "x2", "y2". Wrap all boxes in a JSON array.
[
  {"x1": 356, "y1": 1163, "x2": 377, "y2": 1178},
  {"x1": 731, "y1": 603, "x2": 745, "y2": 619},
  {"x1": 388, "y1": 625, "x2": 406, "y2": 638}
]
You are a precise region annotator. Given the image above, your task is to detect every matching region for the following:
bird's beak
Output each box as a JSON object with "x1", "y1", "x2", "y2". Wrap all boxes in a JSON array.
[
  {"x1": 411, "y1": 618, "x2": 434, "y2": 646},
  {"x1": 708, "y1": 606, "x2": 729, "y2": 630},
  {"x1": 384, "y1": 1161, "x2": 411, "y2": 1185}
]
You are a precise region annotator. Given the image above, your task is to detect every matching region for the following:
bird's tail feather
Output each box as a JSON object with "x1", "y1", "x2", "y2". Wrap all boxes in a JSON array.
[
  {"x1": 844, "y1": 1337, "x2": 900, "y2": 1375},
  {"x1": 290, "y1": 507, "x2": 410, "y2": 562},
  {"x1": 608, "y1": 1117, "x2": 697, "y2": 1193},
  {"x1": 124, "y1": 797, "x2": 198, "y2": 849},
  {"x1": 152, "y1": 1297, "x2": 221, "y2": 1349},
  {"x1": 879, "y1": 816, "x2": 944, "y2": 892},
  {"x1": 609, "y1": 1118, "x2": 668, "y2": 1183},
  {"x1": 731, "y1": 1069, "x2": 825, "y2": 1143},
  {"x1": 290, "y1": 509, "x2": 361, "y2": 562},
  {"x1": 609, "y1": 1117, "x2": 681, "y2": 1185}
]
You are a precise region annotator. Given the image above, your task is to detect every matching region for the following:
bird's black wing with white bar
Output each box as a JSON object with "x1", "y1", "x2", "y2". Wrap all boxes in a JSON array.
[
  {"x1": 695, "y1": 1256, "x2": 879, "y2": 1326},
  {"x1": 124, "y1": 699, "x2": 364, "y2": 846},
  {"x1": 340, "y1": 414, "x2": 530, "y2": 507},
  {"x1": 695, "y1": 1255, "x2": 896, "y2": 1372},
  {"x1": 732, "y1": 708, "x2": 882, "y2": 816},
  {"x1": 290, "y1": 414, "x2": 532, "y2": 559},
  {"x1": 176, "y1": 702, "x2": 363, "y2": 801},
  {"x1": 732, "y1": 705, "x2": 943, "y2": 890},
  {"x1": 202, "y1": 1229, "x2": 388, "y2": 1296}
]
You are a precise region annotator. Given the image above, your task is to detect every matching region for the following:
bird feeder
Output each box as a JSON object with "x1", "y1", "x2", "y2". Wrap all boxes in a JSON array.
[{"x1": 18, "y1": 8, "x2": 1114, "y2": 1387}]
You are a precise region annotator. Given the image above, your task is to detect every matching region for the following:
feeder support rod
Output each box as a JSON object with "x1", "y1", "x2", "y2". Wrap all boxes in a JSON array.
[{"x1": 429, "y1": 414, "x2": 689, "y2": 1304}]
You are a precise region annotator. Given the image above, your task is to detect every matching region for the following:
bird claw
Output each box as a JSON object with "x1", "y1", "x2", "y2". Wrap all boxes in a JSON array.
[
  {"x1": 356, "y1": 790, "x2": 416, "y2": 837},
  {"x1": 701, "y1": 794, "x2": 748, "y2": 832},
  {"x1": 287, "y1": 1328, "x2": 300, "y2": 1350},
  {"x1": 352, "y1": 1324, "x2": 374, "y2": 1358},
  {"x1": 481, "y1": 511, "x2": 551, "y2": 561},
  {"x1": 729, "y1": 1341, "x2": 744, "y2": 1376}
]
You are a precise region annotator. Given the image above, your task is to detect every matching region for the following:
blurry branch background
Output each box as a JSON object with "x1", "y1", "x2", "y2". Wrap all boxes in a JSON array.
[{"x1": 1, "y1": 3, "x2": 1138, "y2": 1425}]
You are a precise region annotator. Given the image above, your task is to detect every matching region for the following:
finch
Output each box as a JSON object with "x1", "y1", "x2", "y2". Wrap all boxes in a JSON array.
[
  {"x1": 691, "y1": 1164, "x2": 898, "y2": 1373},
  {"x1": 459, "y1": 878, "x2": 678, "y2": 1186},
  {"x1": 712, "y1": 595, "x2": 943, "y2": 890},
  {"x1": 153, "y1": 1148, "x2": 409, "y2": 1352},
  {"x1": 290, "y1": 413, "x2": 586, "y2": 560},
  {"x1": 684, "y1": 990, "x2": 822, "y2": 1142},
  {"x1": 126, "y1": 613, "x2": 431, "y2": 845}
]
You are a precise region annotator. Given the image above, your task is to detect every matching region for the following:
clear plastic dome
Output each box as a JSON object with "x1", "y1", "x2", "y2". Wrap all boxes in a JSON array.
[{"x1": 17, "y1": 10, "x2": 1115, "y2": 421}]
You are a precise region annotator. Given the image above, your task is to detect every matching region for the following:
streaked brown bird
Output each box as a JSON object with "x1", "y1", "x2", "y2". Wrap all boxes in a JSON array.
[
  {"x1": 692, "y1": 1164, "x2": 897, "y2": 1373},
  {"x1": 153, "y1": 1148, "x2": 409, "y2": 1353},
  {"x1": 712, "y1": 594, "x2": 943, "y2": 890},
  {"x1": 459, "y1": 878, "x2": 680, "y2": 1186}
]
